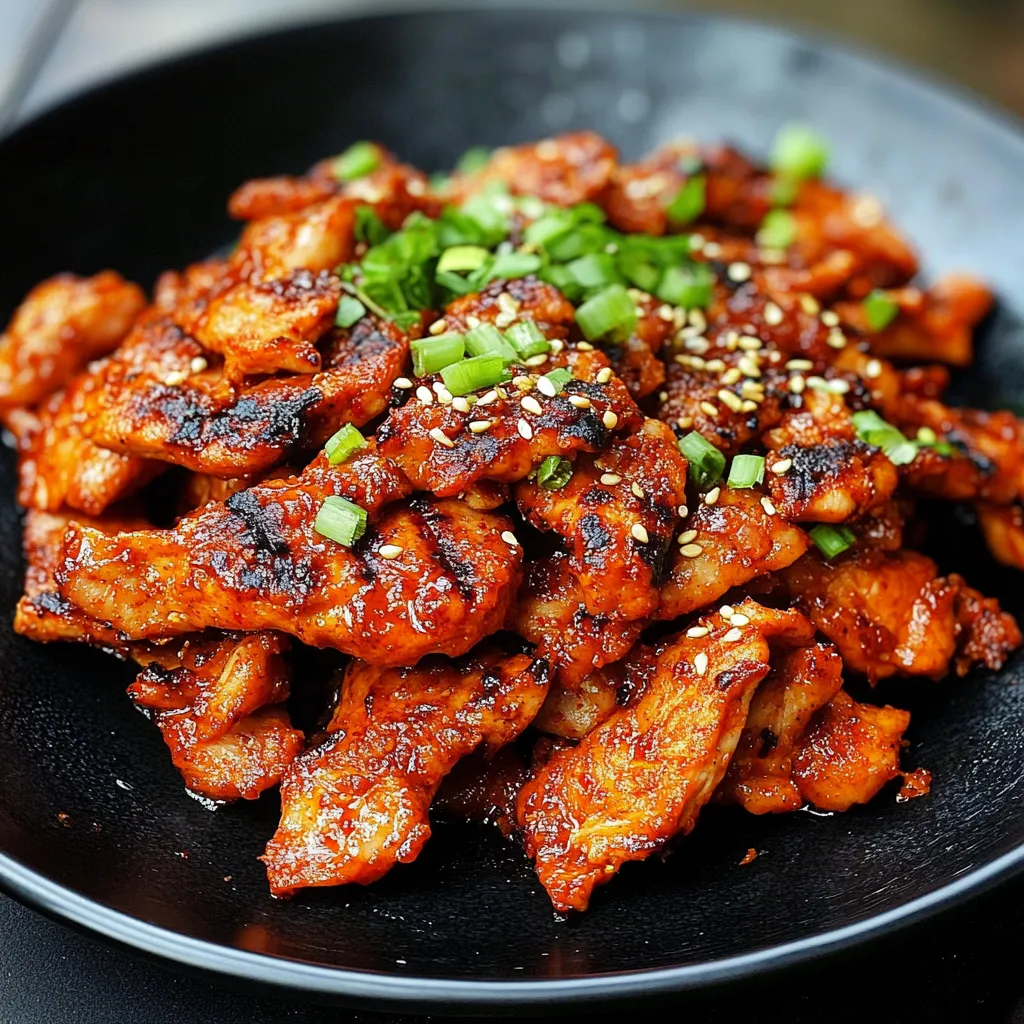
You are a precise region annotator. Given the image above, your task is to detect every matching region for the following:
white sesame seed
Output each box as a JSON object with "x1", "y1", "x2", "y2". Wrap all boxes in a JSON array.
[
  {"x1": 828, "y1": 379, "x2": 850, "y2": 395},
  {"x1": 763, "y1": 302, "x2": 784, "y2": 326},
  {"x1": 497, "y1": 293, "x2": 519, "y2": 317},
  {"x1": 631, "y1": 482, "x2": 645, "y2": 499},
  {"x1": 680, "y1": 543, "x2": 704, "y2": 558},
  {"x1": 705, "y1": 359, "x2": 726, "y2": 373},
  {"x1": 741, "y1": 400, "x2": 758, "y2": 413},
  {"x1": 865, "y1": 359, "x2": 883, "y2": 379},
  {"x1": 537, "y1": 377, "x2": 557, "y2": 397},
  {"x1": 730, "y1": 613, "x2": 750, "y2": 626},
  {"x1": 469, "y1": 420, "x2": 492, "y2": 433},
  {"x1": 724, "y1": 627, "x2": 743, "y2": 643},
  {"x1": 432, "y1": 380, "x2": 448, "y2": 395},
  {"x1": 678, "y1": 529, "x2": 698, "y2": 544},
  {"x1": 600, "y1": 472, "x2": 622, "y2": 485},
  {"x1": 700, "y1": 400, "x2": 718, "y2": 417},
  {"x1": 602, "y1": 410, "x2": 619, "y2": 429},
  {"x1": 676, "y1": 417, "x2": 693, "y2": 430},
  {"x1": 494, "y1": 312, "x2": 515, "y2": 329},
  {"x1": 428, "y1": 318, "x2": 448, "y2": 335},
  {"x1": 785, "y1": 358, "x2": 814, "y2": 371},
  {"x1": 394, "y1": 377, "x2": 413, "y2": 389},
  {"x1": 437, "y1": 390, "x2": 453, "y2": 405},
  {"x1": 702, "y1": 241, "x2": 723, "y2": 258},
  {"x1": 727, "y1": 261, "x2": 752, "y2": 283},
  {"x1": 738, "y1": 335, "x2": 763, "y2": 351},
  {"x1": 465, "y1": 315, "x2": 481, "y2": 329},
  {"x1": 525, "y1": 353, "x2": 549, "y2": 367},
  {"x1": 657, "y1": 303, "x2": 675, "y2": 322},
  {"x1": 521, "y1": 395, "x2": 543, "y2": 415},
  {"x1": 826, "y1": 329, "x2": 847, "y2": 350},
  {"x1": 567, "y1": 395, "x2": 590, "y2": 409},
  {"x1": 517, "y1": 418, "x2": 534, "y2": 440},
  {"x1": 476, "y1": 390, "x2": 498, "y2": 406},
  {"x1": 821, "y1": 310, "x2": 839, "y2": 328},
  {"x1": 789, "y1": 375, "x2": 806, "y2": 394},
  {"x1": 850, "y1": 193, "x2": 884, "y2": 228},
  {"x1": 721, "y1": 367, "x2": 743, "y2": 386},
  {"x1": 512, "y1": 374, "x2": 534, "y2": 390},
  {"x1": 429, "y1": 427, "x2": 455, "y2": 448},
  {"x1": 799, "y1": 294, "x2": 820, "y2": 316},
  {"x1": 718, "y1": 389, "x2": 743, "y2": 413},
  {"x1": 630, "y1": 523, "x2": 650, "y2": 543},
  {"x1": 761, "y1": 496, "x2": 777, "y2": 516},
  {"x1": 452, "y1": 396, "x2": 471, "y2": 413},
  {"x1": 688, "y1": 308, "x2": 708, "y2": 332},
  {"x1": 189, "y1": 356, "x2": 208, "y2": 374},
  {"x1": 596, "y1": 366, "x2": 614, "y2": 384},
  {"x1": 687, "y1": 625, "x2": 710, "y2": 638},
  {"x1": 694, "y1": 652, "x2": 709, "y2": 676},
  {"x1": 501, "y1": 530, "x2": 520, "y2": 547},
  {"x1": 806, "y1": 376, "x2": 829, "y2": 391},
  {"x1": 416, "y1": 385, "x2": 433, "y2": 405},
  {"x1": 576, "y1": 341, "x2": 595, "y2": 352},
  {"x1": 684, "y1": 336, "x2": 711, "y2": 354},
  {"x1": 678, "y1": 504, "x2": 689, "y2": 518},
  {"x1": 406, "y1": 178, "x2": 426, "y2": 196},
  {"x1": 550, "y1": 338, "x2": 565, "y2": 353},
  {"x1": 704, "y1": 486, "x2": 720, "y2": 506},
  {"x1": 378, "y1": 544, "x2": 404, "y2": 560},
  {"x1": 771, "y1": 458, "x2": 793, "y2": 475},
  {"x1": 163, "y1": 370, "x2": 187, "y2": 387}
]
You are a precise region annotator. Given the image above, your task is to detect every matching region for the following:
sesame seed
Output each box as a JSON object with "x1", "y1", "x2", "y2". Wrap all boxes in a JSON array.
[
  {"x1": 761, "y1": 496, "x2": 777, "y2": 515},
  {"x1": 821, "y1": 310, "x2": 839, "y2": 328},
  {"x1": 407, "y1": 178, "x2": 426, "y2": 196},
  {"x1": 727, "y1": 261, "x2": 752, "y2": 283},
  {"x1": 550, "y1": 338, "x2": 565, "y2": 354},
  {"x1": 738, "y1": 335, "x2": 763, "y2": 351},
  {"x1": 576, "y1": 341, "x2": 595, "y2": 353},
  {"x1": 657, "y1": 303, "x2": 675, "y2": 322},
  {"x1": 689, "y1": 233, "x2": 706, "y2": 250},
  {"x1": 602, "y1": 410, "x2": 619, "y2": 429},
  {"x1": 631, "y1": 482, "x2": 645, "y2": 499},
  {"x1": 501, "y1": 530, "x2": 520, "y2": 547},
  {"x1": 763, "y1": 302, "x2": 784, "y2": 326},
  {"x1": 497, "y1": 293, "x2": 519, "y2": 317},
  {"x1": 917, "y1": 426, "x2": 938, "y2": 445},
  {"x1": 789, "y1": 375, "x2": 806, "y2": 394},
  {"x1": 723, "y1": 627, "x2": 743, "y2": 643},
  {"x1": 569, "y1": 395, "x2": 591, "y2": 408},
  {"x1": 738, "y1": 358, "x2": 762, "y2": 379},
  {"x1": 687, "y1": 625, "x2": 710, "y2": 638},
  {"x1": 676, "y1": 417, "x2": 693, "y2": 430},
  {"x1": 537, "y1": 377, "x2": 557, "y2": 397},
  {"x1": 850, "y1": 193, "x2": 884, "y2": 228},
  {"x1": 429, "y1": 427, "x2": 454, "y2": 448},
  {"x1": 865, "y1": 359, "x2": 883, "y2": 379},
  {"x1": 705, "y1": 359, "x2": 726, "y2": 373},
  {"x1": 799, "y1": 294, "x2": 820, "y2": 316},
  {"x1": 730, "y1": 613, "x2": 750, "y2": 626},
  {"x1": 741, "y1": 380, "x2": 764, "y2": 398},
  {"x1": 452, "y1": 396, "x2": 471, "y2": 413},
  {"x1": 525, "y1": 353, "x2": 550, "y2": 367},
  {"x1": 828, "y1": 378, "x2": 850, "y2": 395},
  {"x1": 517, "y1": 418, "x2": 534, "y2": 440},
  {"x1": 630, "y1": 523, "x2": 650, "y2": 543},
  {"x1": 719, "y1": 605, "x2": 735, "y2": 619},
  {"x1": 684, "y1": 336, "x2": 711, "y2": 354},
  {"x1": 469, "y1": 420, "x2": 492, "y2": 433},
  {"x1": 680, "y1": 543, "x2": 704, "y2": 558},
  {"x1": 694, "y1": 652, "x2": 709, "y2": 676},
  {"x1": 394, "y1": 377, "x2": 413, "y2": 389},
  {"x1": 785, "y1": 358, "x2": 814, "y2": 371},
  {"x1": 600, "y1": 472, "x2": 622, "y2": 485},
  {"x1": 688, "y1": 309, "x2": 708, "y2": 332},
  {"x1": 826, "y1": 329, "x2": 847, "y2": 349},
  {"x1": 596, "y1": 366, "x2": 614, "y2": 384},
  {"x1": 740, "y1": 400, "x2": 759, "y2": 413},
  {"x1": 521, "y1": 395, "x2": 543, "y2": 415},
  {"x1": 512, "y1": 374, "x2": 534, "y2": 390},
  {"x1": 700, "y1": 400, "x2": 719, "y2": 417},
  {"x1": 678, "y1": 504, "x2": 689, "y2": 518},
  {"x1": 718, "y1": 389, "x2": 743, "y2": 413},
  {"x1": 704, "y1": 487, "x2": 720, "y2": 506},
  {"x1": 428, "y1": 318, "x2": 448, "y2": 335},
  {"x1": 678, "y1": 529, "x2": 698, "y2": 544},
  {"x1": 476, "y1": 390, "x2": 498, "y2": 405},
  {"x1": 658, "y1": 391, "x2": 669, "y2": 403},
  {"x1": 379, "y1": 544, "x2": 404, "y2": 560},
  {"x1": 431, "y1": 381, "x2": 447, "y2": 395},
  {"x1": 416, "y1": 385, "x2": 433, "y2": 405},
  {"x1": 189, "y1": 356, "x2": 208, "y2": 374},
  {"x1": 702, "y1": 241, "x2": 723, "y2": 258},
  {"x1": 806, "y1": 376, "x2": 829, "y2": 391},
  {"x1": 465, "y1": 315, "x2": 481, "y2": 329},
  {"x1": 163, "y1": 370, "x2": 187, "y2": 387},
  {"x1": 437, "y1": 389, "x2": 454, "y2": 405},
  {"x1": 721, "y1": 367, "x2": 743, "y2": 386},
  {"x1": 494, "y1": 312, "x2": 515, "y2": 329},
  {"x1": 771, "y1": 457, "x2": 793, "y2": 475}
]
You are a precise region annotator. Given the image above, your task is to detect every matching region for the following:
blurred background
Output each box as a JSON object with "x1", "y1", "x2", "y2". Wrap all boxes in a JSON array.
[{"x1": 2, "y1": 0, "x2": 1024, "y2": 131}]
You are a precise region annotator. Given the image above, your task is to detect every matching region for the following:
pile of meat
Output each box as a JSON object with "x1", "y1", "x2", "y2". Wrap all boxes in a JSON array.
[{"x1": 3, "y1": 131, "x2": 1021, "y2": 913}]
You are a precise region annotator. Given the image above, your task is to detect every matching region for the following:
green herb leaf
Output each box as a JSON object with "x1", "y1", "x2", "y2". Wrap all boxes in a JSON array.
[
  {"x1": 679, "y1": 430, "x2": 726, "y2": 489},
  {"x1": 770, "y1": 123, "x2": 829, "y2": 181},
  {"x1": 335, "y1": 295, "x2": 366, "y2": 328},
  {"x1": 863, "y1": 290, "x2": 899, "y2": 332},
  {"x1": 537, "y1": 455, "x2": 573, "y2": 490},
  {"x1": 333, "y1": 141, "x2": 381, "y2": 182},
  {"x1": 665, "y1": 174, "x2": 706, "y2": 224},
  {"x1": 756, "y1": 209, "x2": 797, "y2": 250}
]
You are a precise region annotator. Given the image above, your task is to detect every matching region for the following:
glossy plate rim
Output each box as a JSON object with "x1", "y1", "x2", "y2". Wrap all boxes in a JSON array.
[{"x1": 3, "y1": 3, "x2": 1024, "y2": 1010}]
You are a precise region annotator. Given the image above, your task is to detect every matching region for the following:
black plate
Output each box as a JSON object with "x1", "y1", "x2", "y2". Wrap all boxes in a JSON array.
[{"x1": 2, "y1": 5, "x2": 1024, "y2": 1014}]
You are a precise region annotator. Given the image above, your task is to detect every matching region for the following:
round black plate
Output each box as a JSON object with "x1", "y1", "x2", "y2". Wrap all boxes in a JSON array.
[{"x1": 2, "y1": 5, "x2": 1024, "y2": 1013}]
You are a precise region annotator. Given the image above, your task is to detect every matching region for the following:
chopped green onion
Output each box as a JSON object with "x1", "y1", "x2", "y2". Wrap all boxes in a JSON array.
[
  {"x1": 457, "y1": 146, "x2": 491, "y2": 175},
  {"x1": 665, "y1": 174, "x2": 706, "y2": 224},
  {"x1": 390, "y1": 311, "x2": 423, "y2": 332},
  {"x1": 539, "y1": 262, "x2": 584, "y2": 302},
  {"x1": 727, "y1": 454, "x2": 766, "y2": 489},
  {"x1": 617, "y1": 252, "x2": 661, "y2": 294},
  {"x1": 566, "y1": 252, "x2": 622, "y2": 292},
  {"x1": 542, "y1": 368, "x2": 573, "y2": 393},
  {"x1": 435, "y1": 270, "x2": 476, "y2": 295},
  {"x1": 524, "y1": 210, "x2": 575, "y2": 248},
  {"x1": 575, "y1": 284, "x2": 638, "y2": 342},
  {"x1": 458, "y1": 187, "x2": 513, "y2": 245},
  {"x1": 333, "y1": 141, "x2": 380, "y2": 182},
  {"x1": 537, "y1": 455, "x2": 573, "y2": 490},
  {"x1": 770, "y1": 176, "x2": 800, "y2": 207},
  {"x1": 437, "y1": 245, "x2": 490, "y2": 273},
  {"x1": 485, "y1": 251, "x2": 543, "y2": 282},
  {"x1": 851, "y1": 410, "x2": 919, "y2": 466},
  {"x1": 354, "y1": 206, "x2": 391, "y2": 245},
  {"x1": 335, "y1": 295, "x2": 366, "y2": 328},
  {"x1": 655, "y1": 263, "x2": 714, "y2": 309},
  {"x1": 505, "y1": 320, "x2": 550, "y2": 359},
  {"x1": 809, "y1": 524, "x2": 856, "y2": 560},
  {"x1": 770, "y1": 123, "x2": 829, "y2": 181},
  {"x1": 440, "y1": 353, "x2": 506, "y2": 395},
  {"x1": 756, "y1": 209, "x2": 797, "y2": 250},
  {"x1": 464, "y1": 323, "x2": 517, "y2": 361},
  {"x1": 916, "y1": 426, "x2": 955, "y2": 457},
  {"x1": 863, "y1": 290, "x2": 899, "y2": 332},
  {"x1": 679, "y1": 430, "x2": 726, "y2": 489},
  {"x1": 411, "y1": 332, "x2": 465, "y2": 376},
  {"x1": 324, "y1": 424, "x2": 367, "y2": 465},
  {"x1": 314, "y1": 496, "x2": 368, "y2": 546},
  {"x1": 545, "y1": 223, "x2": 610, "y2": 263}
]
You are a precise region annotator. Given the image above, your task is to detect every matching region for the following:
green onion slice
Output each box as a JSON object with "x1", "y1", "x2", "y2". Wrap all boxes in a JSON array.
[
  {"x1": 464, "y1": 323, "x2": 517, "y2": 362},
  {"x1": 727, "y1": 454, "x2": 766, "y2": 489},
  {"x1": 437, "y1": 245, "x2": 490, "y2": 274},
  {"x1": 851, "y1": 410, "x2": 919, "y2": 466},
  {"x1": 505, "y1": 320, "x2": 550, "y2": 358},
  {"x1": 770, "y1": 176, "x2": 800, "y2": 208},
  {"x1": 333, "y1": 141, "x2": 380, "y2": 182},
  {"x1": 411, "y1": 332, "x2": 466, "y2": 377},
  {"x1": 335, "y1": 295, "x2": 366, "y2": 329},
  {"x1": 678, "y1": 430, "x2": 726, "y2": 489},
  {"x1": 808, "y1": 523, "x2": 856, "y2": 560},
  {"x1": 756, "y1": 209, "x2": 797, "y2": 250},
  {"x1": 486, "y1": 251, "x2": 543, "y2": 282},
  {"x1": 456, "y1": 146, "x2": 491, "y2": 175},
  {"x1": 542, "y1": 368, "x2": 573, "y2": 394},
  {"x1": 655, "y1": 263, "x2": 714, "y2": 309},
  {"x1": 566, "y1": 252, "x2": 622, "y2": 292},
  {"x1": 575, "y1": 283, "x2": 638, "y2": 342},
  {"x1": 314, "y1": 496, "x2": 368, "y2": 546},
  {"x1": 770, "y1": 123, "x2": 830, "y2": 181},
  {"x1": 440, "y1": 353, "x2": 506, "y2": 396},
  {"x1": 665, "y1": 174, "x2": 706, "y2": 224},
  {"x1": 537, "y1": 455, "x2": 573, "y2": 490},
  {"x1": 324, "y1": 424, "x2": 367, "y2": 466},
  {"x1": 863, "y1": 290, "x2": 899, "y2": 332}
]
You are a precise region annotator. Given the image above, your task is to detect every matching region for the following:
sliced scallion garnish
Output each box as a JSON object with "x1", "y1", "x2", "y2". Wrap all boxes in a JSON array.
[
  {"x1": 411, "y1": 333, "x2": 466, "y2": 377},
  {"x1": 542, "y1": 368, "x2": 573, "y2": 394},
  {"x1": 655, "y1": 263, "x2": 714, "y2": 309},
  {"x1": 727, "y1": 454, "x2": 766, "y2": 489},
  {"x1": 464, "y1": 323, "x2": 517, "y2": 362},
  {"x1": 863, "y1": 290, "x2": 899, "y2": 332},
  {"x1": 324, "y1": 424, "x2": 367, "y2": 466},
  {"x1": 770, "y1": 123, "x2": 829, "y2": 181},
  {"x1": 575, "y1": 283, "x2": 637, "y2": 342},
  {"x1": 333, "y1": 141, "x2": 380, "y2": 182},
  {"x1": 505, "y1": 320, "x2": 550, "y2": 359},
  {"x1": 314, "y1": 496, "x2": 368, "y2": 546},
  {"x1": 678, "y1": 430, "x2": 726, "y2": 489},
  {"x1": 851, "y1": 410, "x2": 918, "y2": 466},
  {"x1": 808, "y1": 523, "x2": 856, "y2": 560},
  {"x1": 437, "y1": 245, "x2": 490, "y2": 274},
  {"x1": 440, "y1": 353, "x2": 506, "y2": 396},
  {"x1": 665, "y1": 174, "x2": 706, "y2": 224},
  {"x1": 756, "y1": 209, "x2": 797, "y2": 250},
  {"x1": 335, "y1": 295, "x2": 366, "y2": 329}
]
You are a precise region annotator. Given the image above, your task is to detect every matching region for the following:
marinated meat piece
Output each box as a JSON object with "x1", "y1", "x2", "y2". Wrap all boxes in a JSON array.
[
  {"x1": 378, "y1": 363, "x2": 641, "y2": 497},
  {"x1": 716, "y1": 642, "x2": 844, "y2": 814},
  {"x1": 0, "y1": 272, "x2": 145, "y2": 411},
  {"x1": 658, "y1": 487, "x2": 810, "y2": 620},
  {"x1": 514, "y1": 553, "x2": 642, "y2": 688},
  {"x1": 977, "y1": 502, "x2": 1024, "y2": 570},
  {"x1": 434, "y1": 745, "x2": 531, "y2": 833},
  {"x1": 228, "y1": 174, "x2": 339, "y2": 220},
  {"x1": 56, "y1": 453, "x2": 522, "y2": 665},
  {"x1": 515, "y1": 419, "x2": 689, "y2": 620},
  {"x1": 949, "y1": 573, "x2": 1022, "y2": 676},
  {"x1": 517, "y1": 601, "x2": 814, "y2": 911},
  {"x1": 263, "y1": 650, "x2": 549, "y2": 894},
  {"x1": 791, "y1": 691, "x2": 910, "y2": 811},
  {"x1": 82, "y1": 317, "x2": 410, "y2": 477},
  {"x1": 606, "y1": 334, "x2": 666, "y2": 400},
  {"x1": 443, "y1": 277, "x2": 576, "y2": 338},
  {"x1": 763, "y1": 389, "x2": 899, "y2": 522},
  {"x1": 533, "y1": 666, "x2": 621, "y2": 740}
]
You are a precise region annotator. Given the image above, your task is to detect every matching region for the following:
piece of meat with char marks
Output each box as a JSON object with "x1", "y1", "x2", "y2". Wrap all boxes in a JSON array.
[
  {"x1": 443, "y1": 277, "x2": 575, "y2": 338},
  {"x1": 55, "y1": 448, "x2": 523, "y2": 665},
  {"x1": 263, "y1": 649, "x2": 550, "y2": 895},
  {"x1": 517, "y1": 601, "x2": 814, "y2": 912}
]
